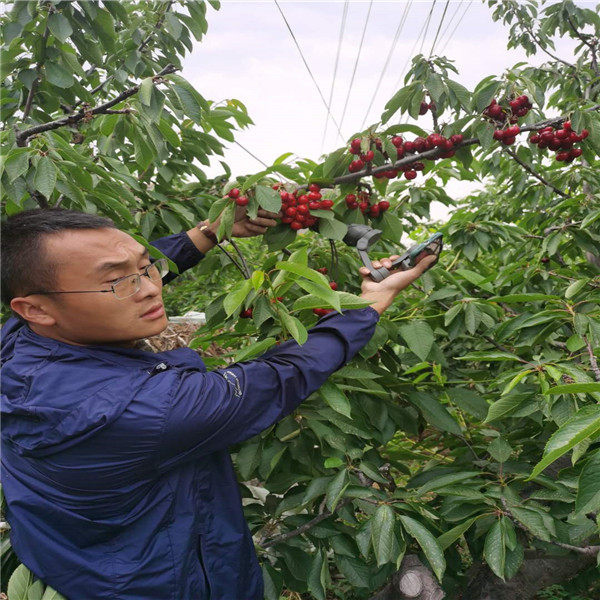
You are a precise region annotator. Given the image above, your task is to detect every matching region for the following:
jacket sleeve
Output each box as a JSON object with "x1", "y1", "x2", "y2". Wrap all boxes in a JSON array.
[
  {"x1": 155, "y1": 306, "x2": 379, "y2": 472},
  {"x1": 149, "y1": 231, "x2": 205, "y2": 285}
]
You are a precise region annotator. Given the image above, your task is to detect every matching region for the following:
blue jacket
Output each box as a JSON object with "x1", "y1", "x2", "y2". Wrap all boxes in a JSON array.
[{"x1": 1, "y1": 231, "x2": 379, "y2": 600}]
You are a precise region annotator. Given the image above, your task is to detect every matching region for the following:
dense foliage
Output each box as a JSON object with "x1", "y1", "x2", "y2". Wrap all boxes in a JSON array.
[{"x1": 1, "y1": 1, "x2": 599, "y2": 599}]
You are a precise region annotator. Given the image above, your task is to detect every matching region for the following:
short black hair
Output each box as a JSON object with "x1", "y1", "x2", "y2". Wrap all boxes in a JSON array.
[{"x1": 1, "y1": 208, "x2": 116, "y2": 308}]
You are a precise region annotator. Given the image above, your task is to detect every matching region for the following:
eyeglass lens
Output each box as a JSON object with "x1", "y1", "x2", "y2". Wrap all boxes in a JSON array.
[{"x1": 112, "y1": 259, "x2": 168, "y2": 299}]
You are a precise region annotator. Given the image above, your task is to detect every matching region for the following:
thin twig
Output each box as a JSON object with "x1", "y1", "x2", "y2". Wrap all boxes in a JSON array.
[
  {"x1": 215, "y1": 243, "x2": 248, "y2": 278},
  {"x1": 23, "y1": 24, "x2": 50, "y2": 120},
  {"x1": 524, "y1": 22, "x2": 576, "y2": 69},
  {"x1": 228, "y1": 239, "x2": 251, "y2": 278},
  {"x1": 583, "y1": 335, "x2": 600, "y2": 382},
  {"x1": 260, "y1": 498, "x2": 353, "y2": 548},
  {"x1": 501, "y1": 497, "x2": 600, "y2": 557},
  {"x1": 503, "y1": 147, "x2": 569, "y2": 198}
]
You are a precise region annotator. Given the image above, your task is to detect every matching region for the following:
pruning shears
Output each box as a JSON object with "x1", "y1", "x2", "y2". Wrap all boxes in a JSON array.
[{"x1": 343, "y1": 225, "x2": 443, "y2": 282}]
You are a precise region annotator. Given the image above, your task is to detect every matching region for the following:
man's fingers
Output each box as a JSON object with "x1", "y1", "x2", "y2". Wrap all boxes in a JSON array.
[
  {"x1": 247, "y1": 224, "x2": 268, "y2": 234},
  {"x1": 249, "y1": 216, "x2": 278, "y2": 228},
  {"x1": 257, "y1": 209, "x2": 281, "y2": 219}
]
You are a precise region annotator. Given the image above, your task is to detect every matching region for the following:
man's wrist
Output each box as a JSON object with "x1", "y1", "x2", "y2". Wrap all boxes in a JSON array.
[{"x1": 360, "y1": 292, "x2": 394, "y2": 315}]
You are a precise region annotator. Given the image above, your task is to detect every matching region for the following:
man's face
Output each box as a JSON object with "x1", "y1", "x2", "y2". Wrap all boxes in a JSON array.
[{"x1": 16, "y1": 227, "x2": 169, "y2": 347}]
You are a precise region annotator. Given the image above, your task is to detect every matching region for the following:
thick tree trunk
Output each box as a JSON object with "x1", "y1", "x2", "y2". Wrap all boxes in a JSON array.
[
  {"x1": 462, "y1": 554, "x2": 596, "y2": 600},
  {"x1": 369, "y1": 555, "x2": 445, "y2": 600}
]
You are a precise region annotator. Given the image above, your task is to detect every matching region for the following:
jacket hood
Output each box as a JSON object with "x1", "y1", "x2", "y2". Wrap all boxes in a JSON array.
[{"x1": 1, "y1": 317, "x2": 188, "y2": 458}]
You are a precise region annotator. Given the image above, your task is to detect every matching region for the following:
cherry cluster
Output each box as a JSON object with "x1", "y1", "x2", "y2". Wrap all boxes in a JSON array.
[
  {"x1": 348, "y1": 138, "x2": 375, "y2": 172},
  {"x1": 529, "y1": 121, "x2": 589, "y2": 163},
  {"x1": 277, "y1": 183, "x2": 333, "y2": 231},
  {"x1": 227, "y1": 188, "x2": 248, "y2": 206},
  {"x1": 344, "y1": 191, "x2": 390, "y2": 218},
  {"x1": 484, "y1": 95, "x2": 532, "y2": 125}
]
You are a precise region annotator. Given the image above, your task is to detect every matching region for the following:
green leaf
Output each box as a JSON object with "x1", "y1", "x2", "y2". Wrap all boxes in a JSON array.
[
  {"x1": 139, "y1": 77, "x2": 153, "y2": 106},
  {"x1": 507, "y1": 505, "x2": 552, "y2": 542},
  {"x1": 45, "y1": 61, "x2": 74, "y2": 88},
  {"x1": 34, "y1": 156, "x2": 57, "y2": 199},
  {"x1": 223, "y1": 279, "x2": 253, "y2": 316},
  {"x1": 275, "y1": 261, "x2": 330, "y2": 287},
  {"x1": 530, "y1": 405, "x2": 600, "y2": 479},
  {"x1": 488, "y1": 437, "x2": 513, "y2": 462},
  {"x1": 399, "y1": 515, "x2": 446, "y2": 581},
  {"x1": 8, "y1": 564, "x2": 33, "y2": 600},
  {"x1": 409, "y1": 391, "x2": 462, "y2": 435},
  {"x1": 172, "y1": 83, "x2": 203, "y2": 124},
  {"x1": 234, "y1": 337, "x2": 277, "y2": 362},
  {"x1": 417, "y1": 471, "x2": 480, "y2": 495},
  {"x1": 47, "y1": 13, "x2": 73, "y2": 43},
  {"x1": 295, "y1": 279, "x2": 341, "y2": 312},
  {"x1": 318, "y1": 218, "x2": 348, "y2": 241},
  {"x1": 474, "y1": 80, "x2": 499, "y2": 112},
  {"x1": 399, "y1": 321, "x2": 434, "y2": 361},
  {"x1": 372, "y1": 505, "x2": 396, "y2": 566},
  {"x1": 307, "y1": 550, "x2": 327, "y2": 600},
  {"x1": 565, "y1": 279, "x2": 588, "y2": 299},
  {"x1": 5, "y1": 149, "x2": 30, "y2": 182},
  {"x1": 319, "y1": 380, "x2": 351, "y2": 418},
  {"x1": 446, "y1": 79, "x2": 471, "y2": 111},
  {"x1": 484, "y1": 394, "x2": 527, "y2": 422},
  {"x1": 501, "y1": 369, "x2": 532, "y2": 395},
  {"x1": 576, "y1": 450, "x2": 600, "y2": 515},
  {"x1": 255, "y1": 185, "x2": 282, "y2": 212},
  {"x1": 326, "y1": 469, "x2": 348, "y2": 512},
  {"x1": 292, "y1": 292, "x2": 371, "y2": 312},
  {"x1": 483, "y1": 519, "x2": 505, "y2": 580},
  {"x1": 458, "y1": 351, "x2": 523, "y2": 362},
  {"x1": 544, "y1": 383, "x2": 600, "y2": 395},
  {"x1": 437, "y1": 516, "x2": 478, "y2": 550},
  {"x1": 40, "y1": 587, "x2": 67, "y2": 600},
  {"x1": 335, "y1": 556, "x2": 370, "y2": 588},
  {"x1": 280, "y1": 311, "x2": 308, "y2": 344}
]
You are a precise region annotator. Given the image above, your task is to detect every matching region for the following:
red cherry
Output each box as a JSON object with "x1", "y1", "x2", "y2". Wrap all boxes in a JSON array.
[
  {"x1": 581, "y1": 129, "x2": 589, "y2": 139},
  {"x1": 308, "y1": 183, "x2": 320, "y2": 193},
  {"x1": 235, "y1": 196, "x2": 249, "y2": 206},
  {"x1": 493, "y1": 130, "x2": 505, "y2": 141},
  {"x1": 563, "y1": 121, "x2": 571, "y2": 130},
  {"x1": 391, "y1": 136, "x2": 404, "y2": 147},
  {"x1": 428, "y1": 101, "x2": 437, "y2": 112},
  {"x1": 369, "y1": 205, "x2": 380, "y2": 218},
  {"x1": 419, "y1": 101, "x2": 429, "y2": 115},
  {"x1": 516, "y1": 107, "x2": 528, "y2": 117},
  {"x1": 405, "y1": 170, "x2": 417, "y2": 180},
  {"x1": 297, "y1": 194, "x2": 309, "y2": 205},
  {"x1": 306, "y1": 217, "x2": 318, "y2": 227},
  {"x1": 281, "y1": 216, "x2": 293, "y2": 224},
  {"x1": 396, "y1": 146, "x2": 405, "y2": 159},
  {"x1": 556, "y1": 151, "x2": 569, "y2": 161},
  {"x1": 378, "y1": 200, "x2": 390, "y2": 211},
  {"x1": 414, "y1": 137, "x2": 426, "y2": 152},
  {"x1": 329, "y1": 281, "x2": 338, "y2": 290},
  {"x1": 308, "y1": 201, "x2": 320, "y2": 210},
  {"x1": 345, "y1": 194, "x2": 357, "y2": 205},
  {"x1": 316, "y1": 267, "x2": 328, "y2": 274},
  {"x1": 403, "y1": 141, "x2": 416, "y2": 153},
  {"x1": 362, "y1": 150, "x2": 375, "y2": 162},
  {"x1": 413, "y1": 162, "x2": 425, "y2": 171},
  {"x1": 571, "y1": 147, "x2": 583, "y2": 158},
  {"x1": 290, "y1": 221, "x2": 302, "y2": 230},
  {"x1": 297, "y1": 204, "x2": 309, "y2": 215},
  {"x1": 555, "y1": 129, "x2": 568, "y2": 139},
  {"x1": 548, "y1": 139, "x2": 562, "y2": 150},
  {"x1": 350, "y1": 138, "x2": 362, "y2": 150},
  {"x1": 228, "y1": 188, "x2": 240, "y2": 199},
  {"x1": 540, "y1": 131, "x2": 554, "y2": 143},
  {"x1": 450, "y1": 134, "x2": 463, "y2": 145},
  {"x1": 285, "y1": 207, "x2": 297, "y2": 217},
  {"x1": 240, "y1": 308, "x2": 253, "y2": 318},
  {"x1": 502, "y1": 136, "x2": 516, "y2": 145},
  {"x1": 321, "y1": 199, "x2": 334, "y2": 210},
  {"x1": 488, "y1": 105, "x2": 503, "y2": 119},
  {"x1": 529, "y1": 134, "x2": 540, "y2": 143},
  {"x1": 359, "y1": 201, "x2": 369, "y2": 213},
  {"x1": 308, "y1": 191, "x2": 322, "y2": 201},
  {"x1": 506, "y1": 125, "x2": 520, "y2": 136}
]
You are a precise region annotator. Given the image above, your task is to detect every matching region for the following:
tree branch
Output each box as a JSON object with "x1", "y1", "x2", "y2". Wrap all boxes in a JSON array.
[
  {"x1": 228, "y1": 238, "x2": 251, "y2": 278},
  {"x1": 523, "y1": 22, "x2": 576, "y2": 69},
  {"x1": 502, "y1": 147, "x2": 569, "y2": 198},
  {"x1": 330, "y1": 106, "x2": 600, "y2": 187},
  {"x1": 15, "y1": 64, "x2": 177, "y2": 146}
]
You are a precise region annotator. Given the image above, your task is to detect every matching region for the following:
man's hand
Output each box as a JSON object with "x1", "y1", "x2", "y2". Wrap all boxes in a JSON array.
[
  {"x1": 359, "y1": 253, "x2": 437, "y2": 315},
  {"x1": 230, "y1": 206, "x2": 281, "y2": 238}
]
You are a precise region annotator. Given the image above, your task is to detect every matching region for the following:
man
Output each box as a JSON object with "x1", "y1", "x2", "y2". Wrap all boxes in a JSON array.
[{"x1": 1, "y1": 206, "x2": 435, "y2": 599}]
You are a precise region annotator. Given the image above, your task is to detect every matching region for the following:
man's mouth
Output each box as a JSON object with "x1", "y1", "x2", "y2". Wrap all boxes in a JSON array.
[{"x1": 141, "y1": 304, "x2": 165, "y2": 319}]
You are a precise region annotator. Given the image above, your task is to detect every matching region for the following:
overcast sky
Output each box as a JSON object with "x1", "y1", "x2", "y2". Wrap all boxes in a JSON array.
[{"x1": 181, "y1": 0, "x2": 588, "y2": 220}]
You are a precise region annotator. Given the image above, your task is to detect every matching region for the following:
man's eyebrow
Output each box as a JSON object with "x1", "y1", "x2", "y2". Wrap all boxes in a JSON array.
[{"x1": 95, "y1": 248, "x2": 150, "y2": 273}]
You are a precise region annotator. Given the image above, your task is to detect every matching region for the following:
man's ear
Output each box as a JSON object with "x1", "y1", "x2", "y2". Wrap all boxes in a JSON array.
[{"x1": 10, "y1": 296, "x2": 57, "y2": 326}]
